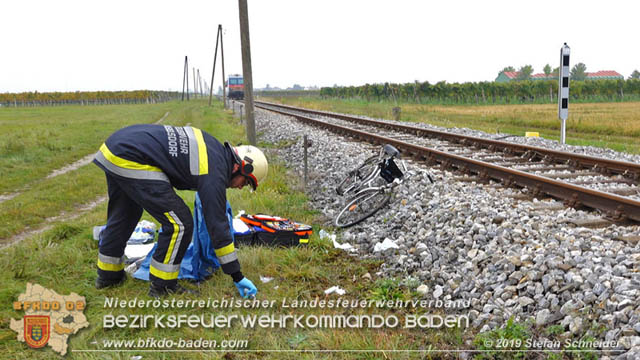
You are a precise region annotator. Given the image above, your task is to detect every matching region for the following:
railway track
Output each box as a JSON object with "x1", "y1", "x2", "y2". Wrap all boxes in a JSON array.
[{"x1": 253, "y1": 100, "x2": 640, "y2": 224}]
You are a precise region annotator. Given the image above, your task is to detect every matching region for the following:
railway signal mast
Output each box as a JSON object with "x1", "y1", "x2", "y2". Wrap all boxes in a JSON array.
[{"x1": 558, "y1": 43, "x2": 570, "y2": 144}]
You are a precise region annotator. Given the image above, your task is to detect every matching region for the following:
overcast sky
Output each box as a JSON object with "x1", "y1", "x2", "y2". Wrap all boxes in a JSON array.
[{"x1": 2, "y1": 0, "x2": 639, "y2": 93}]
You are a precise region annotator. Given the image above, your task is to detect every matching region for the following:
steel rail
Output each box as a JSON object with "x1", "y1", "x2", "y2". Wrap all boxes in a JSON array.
[
  {"x1": 256, "y1": 103, "x2": 640, "y2": 222},
  {"x1": 256, "y1": 101, "x2": 640, "y2": 180}
]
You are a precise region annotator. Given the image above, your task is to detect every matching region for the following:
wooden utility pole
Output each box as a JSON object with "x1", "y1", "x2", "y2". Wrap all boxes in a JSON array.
[
  {"x1": 192, "y1": 67, "x2": 197, "y2": 97},
  {"x1": 182, "y1": 56, "x2": 190, "y2": 101},
  {"x1": 208, "y1": 25, "x2": 221, "y2": 106},
  {"x1": 182, "y1": 56, "x2": 187, "y2": 101},
  {"x1": 239, "y1": 0, "x2": 256, "y2": 145},
  {"x1": 220, "y1": 25, "x2": 227, "y2": 108}
]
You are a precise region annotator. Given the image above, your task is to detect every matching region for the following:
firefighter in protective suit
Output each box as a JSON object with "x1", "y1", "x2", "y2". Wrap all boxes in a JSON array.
[{"x1": 92, "y1": 124, "x2": 267, "y2": 298}]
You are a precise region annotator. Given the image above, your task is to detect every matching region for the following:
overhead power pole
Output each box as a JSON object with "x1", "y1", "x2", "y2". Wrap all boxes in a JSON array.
[
  {"x1": 182, "y1": 56, "x2": 190, "y2": 101},
  {"x1": 207, "y1": 24, "x2": 227, "y2": 107},
  {"x1": 192, "y1": 67, "x2": 197, "y2": 97},
  {"x1": 182, "y1": 56, "x2": 186, "y2": 101},
  {"x1": 220, "y1": 25, "x2": 227, "y2": 108},
  {"x1": 208, "y1": 25, "x2": 221, "y2": 106},
  {"x1": 239, "y1": 0, "x2": 256, "y2": 145}
]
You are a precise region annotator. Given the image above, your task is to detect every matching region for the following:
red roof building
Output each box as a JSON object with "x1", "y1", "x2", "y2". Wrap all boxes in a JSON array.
[
  {"x1": 495, "y1": 71, "x2": 519, "y2": 82},
  {"x1": 585, "y1": 70, "x2": 623, "y2": 79},
  {"x1": 496, "y1": 70, "x2": 623, "y2": 82}
]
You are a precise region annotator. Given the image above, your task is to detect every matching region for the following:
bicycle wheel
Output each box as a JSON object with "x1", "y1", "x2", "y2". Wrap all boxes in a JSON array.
[
  {"x1": 336, "y1": 155, "x2": 379, "y2": 196},
  {"x1": 334, "y1": 188, "x2": 392, "y2": 228}
]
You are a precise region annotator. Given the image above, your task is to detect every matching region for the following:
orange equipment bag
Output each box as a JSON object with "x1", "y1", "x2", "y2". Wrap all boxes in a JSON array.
[{"x1": 235, "y1": 214, "x2": 313, "y2": 247}]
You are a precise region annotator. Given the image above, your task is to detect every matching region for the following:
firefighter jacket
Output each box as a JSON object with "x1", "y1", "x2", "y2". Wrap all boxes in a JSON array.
[{"x1": 93, "y1": 124, "x2": 241, "y2": 277}]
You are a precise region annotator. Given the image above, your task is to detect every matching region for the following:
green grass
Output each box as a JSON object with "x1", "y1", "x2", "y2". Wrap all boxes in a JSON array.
[
  {"x1": 0, "y1": 103, "x2": 175, "y2": 194},
  {"x1": 0, "y1": 100, "x2": 471, "y2": 359},
  {"x1": 368, "y1": 278, "x2": 407, "y2": 302},
  {"x1": 473, "y1": 317, "x2": 531, "y2": 359}
]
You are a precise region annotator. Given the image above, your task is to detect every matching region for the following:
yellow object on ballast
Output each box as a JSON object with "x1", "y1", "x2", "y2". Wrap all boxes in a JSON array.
[{"x1": 525, "y1": 132, "x2": 539, "y2": 137}]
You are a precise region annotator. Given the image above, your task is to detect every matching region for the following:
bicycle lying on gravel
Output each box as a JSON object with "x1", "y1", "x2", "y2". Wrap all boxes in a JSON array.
[{"x1": 334, "y1": 144, "x2": 434, "y2": 228}]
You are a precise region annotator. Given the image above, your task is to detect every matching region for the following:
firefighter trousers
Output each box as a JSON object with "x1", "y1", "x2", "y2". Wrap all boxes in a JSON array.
[{"x1": 97, "y1": 172, "x2": 193, "y2": 287}]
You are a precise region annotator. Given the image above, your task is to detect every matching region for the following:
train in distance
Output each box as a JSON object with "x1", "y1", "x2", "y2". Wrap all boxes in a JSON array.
[{"x1": 227, "y1": 74, "x2": 244, "y2": 100}]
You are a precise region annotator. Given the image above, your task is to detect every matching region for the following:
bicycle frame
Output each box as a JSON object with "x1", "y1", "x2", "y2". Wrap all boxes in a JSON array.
[
  {"x1": 339, "y1": 145, "x2": 404, "y2": 198},
  {"x1": 334, "y1": 145, "x2": 411, "y2": 228}
]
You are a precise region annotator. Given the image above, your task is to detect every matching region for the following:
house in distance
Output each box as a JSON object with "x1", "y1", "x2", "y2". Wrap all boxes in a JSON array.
[{"x1": 495, "y1": 70, "x2": 623, "y2": 82}]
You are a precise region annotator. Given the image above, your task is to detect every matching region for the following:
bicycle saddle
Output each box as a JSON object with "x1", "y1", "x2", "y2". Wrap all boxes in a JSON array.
[{"x1": 383, "y1": 144, "x2": 400, "y2": 157}]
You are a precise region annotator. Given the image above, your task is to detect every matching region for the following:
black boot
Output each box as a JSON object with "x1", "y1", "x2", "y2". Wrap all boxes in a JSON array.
[
  {"x1": 95, "y1": 274, "x2": 127, "y2": 289},
  {"x1": 148, "y1": 282, "x2": 199, "y2": 298}
]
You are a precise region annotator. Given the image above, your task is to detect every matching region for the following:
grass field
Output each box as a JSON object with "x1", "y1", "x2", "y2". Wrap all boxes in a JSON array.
[
  {"x1": 0, "y1": 100, "x2": 481, "y2": 359},
  {"x1": 263, "y1": 97, "x2": 640, "y2": 154}
]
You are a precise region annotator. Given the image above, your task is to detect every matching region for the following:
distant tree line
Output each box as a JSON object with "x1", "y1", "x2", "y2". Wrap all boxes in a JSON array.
[
  {"x1": 501, "y1": 64, "x2": 640, "y2": 82},
  {"x1": 319, "y1": 79, "x2": 640, "y2": 104},
  {"x1": 0, "y1": 90, "x2": 181, "y2": 107}
]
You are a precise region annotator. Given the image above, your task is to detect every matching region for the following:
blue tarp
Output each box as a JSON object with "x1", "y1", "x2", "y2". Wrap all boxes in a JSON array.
[{"x1": 134, "y1": 193, "x2": 233, "y2": 282}]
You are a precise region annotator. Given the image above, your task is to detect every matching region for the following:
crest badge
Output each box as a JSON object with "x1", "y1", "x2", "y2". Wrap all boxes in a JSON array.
[{"x1": 24, "y1": 315, "x2": 50, "y2": 348}]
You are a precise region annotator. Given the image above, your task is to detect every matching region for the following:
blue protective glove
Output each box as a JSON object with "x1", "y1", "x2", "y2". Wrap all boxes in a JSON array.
[{"x1": 234, "y1": 277, "x2": 257, "y2": 299}]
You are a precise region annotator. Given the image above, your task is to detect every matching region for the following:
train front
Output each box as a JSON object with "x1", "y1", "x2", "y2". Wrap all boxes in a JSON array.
[{"x1": 227, "y1": 74, "x2": 244, "y2": 100}]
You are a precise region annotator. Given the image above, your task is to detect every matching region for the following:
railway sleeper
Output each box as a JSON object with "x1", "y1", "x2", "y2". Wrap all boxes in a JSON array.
[
  {"x1": 516, "y1": 165, "x2": 572, "y2": 172},
  {"x1": 542, "y1": 171, "x2": 601, "y2": 179},
  {"x1": 571, "y1": 178, "x2": 635, "y2": 186},
  {"x1": 563, "y1": 193, "x2": 583, "y2": 209},
  {"x1": 614, "y1": 234, "x2": 640, "y2": 245},
  {"x1": 591, "y1": 164, "x2": 612, "y2": 176},
  {"x1": 564, "y1": 217, "x2": 613, "y2": 228},
  {"x1": 529, "y1": 202, "x2": 565, "y2": 211},
  {"x1": 494, "y1": 159, "x2": 535, "y2": 166},
  {"x1": 622, "y1": 169, "x2": 640, "y2": 181},
  {"x1": 601, "y1": 187, "x2": 639, "y2": 197}
]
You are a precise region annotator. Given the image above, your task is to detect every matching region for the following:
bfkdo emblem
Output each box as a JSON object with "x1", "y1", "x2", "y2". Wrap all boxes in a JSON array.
[{"x1": 24, "y1": 315, "x2": 50, "y2": 348}]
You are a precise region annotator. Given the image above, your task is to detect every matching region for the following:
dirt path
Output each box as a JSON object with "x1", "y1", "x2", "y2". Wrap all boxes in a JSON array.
[
  {"x1": 0, "y1": 193, "x2": 18, "y2": 203},
  {"x1": 0, "y1": 196, "x2": 107, "y2": 250},
  {"x1": 46, "y1": 153, "x2": 96, "y2": 179},
  {"x1": 155, "y1": 111, "x2": 169, "y2": 124},
  {"x1": 0, "y1": 112, "x2": 170, "y2": 205}
]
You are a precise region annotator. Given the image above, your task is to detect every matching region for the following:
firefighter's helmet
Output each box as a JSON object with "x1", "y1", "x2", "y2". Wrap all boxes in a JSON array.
[{"x1": 232, "y1": 145, "x2": 268, "y2": 190}]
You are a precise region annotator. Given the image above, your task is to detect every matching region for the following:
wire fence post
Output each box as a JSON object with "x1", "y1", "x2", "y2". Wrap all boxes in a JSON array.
[{"x1": 303, "y1": 135, "x2": 312, "y2": 190}]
